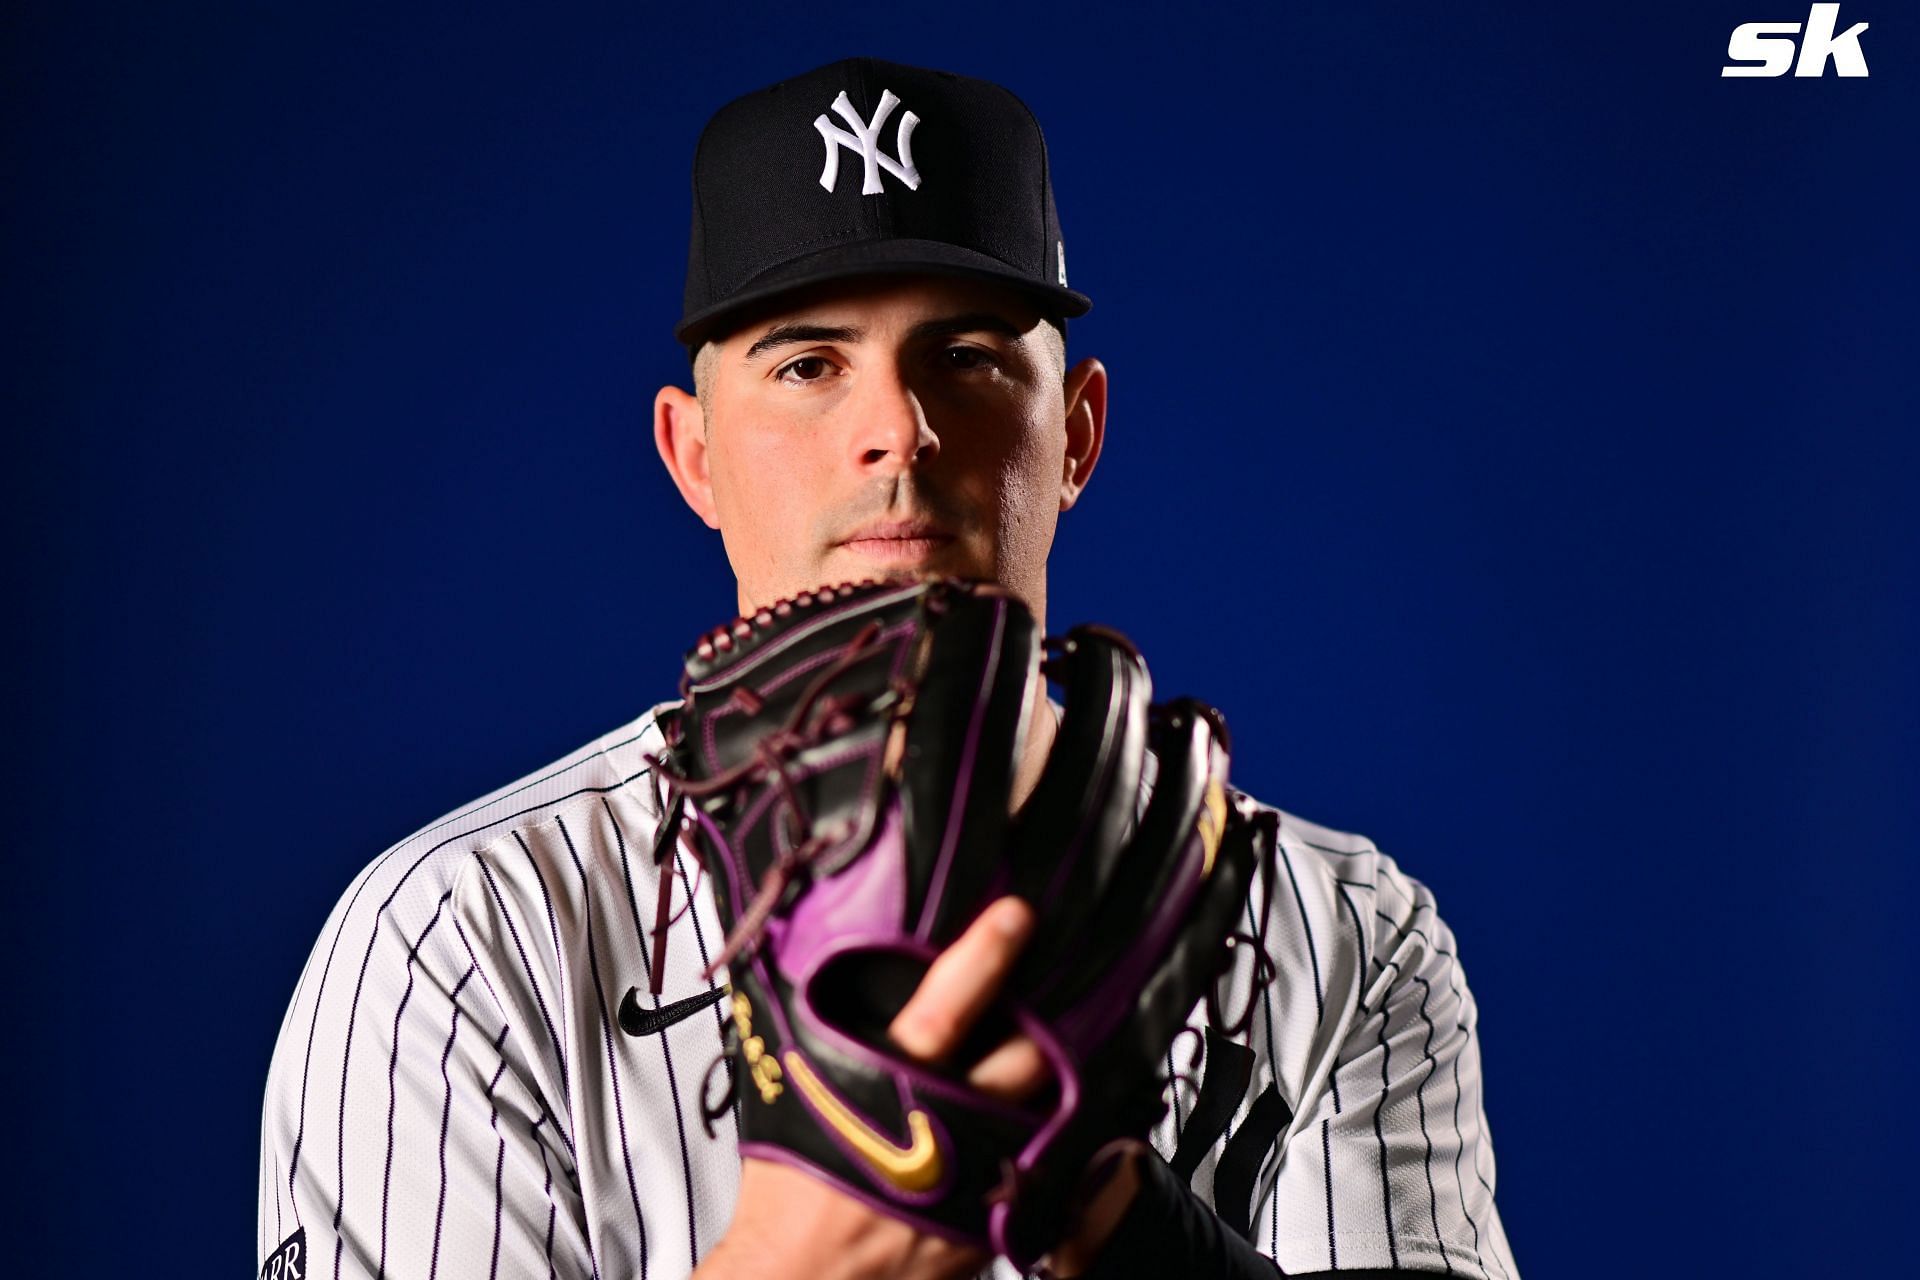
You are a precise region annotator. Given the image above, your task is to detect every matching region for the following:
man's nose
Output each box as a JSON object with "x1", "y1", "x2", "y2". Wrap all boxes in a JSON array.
[{"x1": 848, "y1": 364, "x2": 939, "y2": 471}]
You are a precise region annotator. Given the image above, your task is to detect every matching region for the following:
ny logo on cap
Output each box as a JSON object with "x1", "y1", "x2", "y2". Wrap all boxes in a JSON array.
[{"x1": 815, "y1": 89, "x2": 921, "y2": 195}]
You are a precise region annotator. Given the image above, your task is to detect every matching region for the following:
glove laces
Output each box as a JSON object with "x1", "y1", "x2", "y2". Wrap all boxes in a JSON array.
[{"x1": 646, "y1": 619, "x2": 895, "y2": 991}]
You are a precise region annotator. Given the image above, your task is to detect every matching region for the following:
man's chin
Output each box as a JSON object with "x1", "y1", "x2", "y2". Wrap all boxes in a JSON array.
[
  {"x1": 837, "y1": 568, "x2": 971, "y2": 594},
  {"x1": 823, "y1": 545, "x2": 989, "y2": 589}
]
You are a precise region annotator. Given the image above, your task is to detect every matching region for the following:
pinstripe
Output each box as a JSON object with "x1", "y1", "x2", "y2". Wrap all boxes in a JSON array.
[
  {"x1": 512, "y1": 830, "x2": 575, "y2": 1091},
  {"x1": 554, "y1": 813, "x2": 651, "y2": 1280},
  {"x1": 1478, "y1": 1014, "x2": 1517, "y2": 1280},
  {"x1": 428, "y1": 965, "x2": 477, "y2": 1280},
  {"x1": 534, "y1": 1115, "x2": 558, "y2": 1280},
  {"x1": 1465, "y1": 1030, "x2": 1513, "y2": 1280},
  {"x1": 1334, "y1": 881, "x2": 1397, "y2": 1266},
  {"x1": 1165, "y1": 1047, "x2": 1183, "y2": 1139},
  {"x1": 535, "y1": 1091, "x2": 581, "y2": 1171},
  {"x1": 1328, "y1": 886, "x2": 1374, "y2": 1005},
  {"x1": 1241, "y1": 887, "x2": 1284, "y2": 1258},
  {"x1": 1371, "y1": 905, "x2": 1493, "y2": 1276},
  {"x1": 486, "y1": 1025, "x2": 509, "y2": 1280},
  {"x1": 1371, "y1": 994, "x2": 1401, "y2": 1269},
  {"x1": 1408, "y1": 975, "x2": 1453, "y2": 1274},
  {"x1": 1300, "y1": 838, "x2": 1379, "y2": 857},
  {"x1": 1275, "y1": 834, "x2": 1344, "y2": 1263},
  {"x1": 1449, "y1": 1040, "x2": 1489, "y2": 1277},
  {"x1": 1267, "y1": 1169, "x2": 1276, "y2": 1262},
  {"x1": 1369, "y1": 910, "x2": 1447, "y2": 971},
  {"x1": 449, "y1": 912, "x2": 582, "y2": 1170},
  {"x1": 379, "y1": 892, "x2": 451, "y2": 1280},
  {"x1": 1333, "y1": 881, "x2": 1372, "y2": 998},
  {"x1": 1245, "y1": 871, "x2": 1286, "y2": 1052},
  {"x1": 448, "y1": 921, "x2": 514, "y2": 1064},
  {"x1": 1398, "y1": 901, "x2": 1509, "y2": 1280},
  {"x1": 1366, "y1": 886, "x2": 1448, "y2": 1266},
  {"x1": 474, "y1": 850, "x2": 572, "y2": 1101},
  {"x1": 606, "y1": 799, "x2": 703, "y2": 1267},
  {"x1": 1321, "y1": 1118, "x2": 1337, "y2": 1268},
  {"x1": 1473, "y1": 1140, "x2": 1497, "y2": 1203},
  {"x1": 671, "y1": 835, "x2": 737, "y2": 1124},
  {"x1": 1373, "y1": 901, "x2": 1431, "y2": 949},
  {"x1": 1262, "y1": 840, "x2": 1319, "y2": 1036}
]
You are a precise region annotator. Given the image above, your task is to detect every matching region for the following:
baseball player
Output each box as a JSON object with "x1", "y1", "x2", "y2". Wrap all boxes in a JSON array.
[{"x1": 258, "y1": 57, "x2": 1519, "y2": 1280}]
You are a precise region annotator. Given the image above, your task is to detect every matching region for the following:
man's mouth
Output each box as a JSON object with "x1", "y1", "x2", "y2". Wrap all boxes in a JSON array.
[{"x1": 835, "y1": 519, "x2": 957, "y2": 564}]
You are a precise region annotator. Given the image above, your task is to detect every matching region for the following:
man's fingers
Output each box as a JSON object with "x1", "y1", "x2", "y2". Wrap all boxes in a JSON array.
[
  {"x1": 888, "y1": 897, "x2": 1034, "y2": 1062},
  {"x1": 966, "y1": 1033, "x2": 1049, "y2": 1101}
]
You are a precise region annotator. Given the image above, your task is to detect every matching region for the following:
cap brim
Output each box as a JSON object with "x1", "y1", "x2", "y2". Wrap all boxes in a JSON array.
[{"x1": 674, "y1": 238, "x2": 1092, "y2": 348}]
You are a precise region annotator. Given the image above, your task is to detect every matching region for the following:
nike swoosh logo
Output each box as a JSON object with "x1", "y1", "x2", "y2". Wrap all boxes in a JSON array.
[
  {"x1": 618, "y1": 985, "x2": 727, "y2": 1037},
  {"x1": 781, "y1": 1051, "x2": 944, "y2": 1193}
]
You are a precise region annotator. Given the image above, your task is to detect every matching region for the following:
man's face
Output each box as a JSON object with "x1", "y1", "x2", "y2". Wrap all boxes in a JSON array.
[{"x1": 654, "y1": 275, "x2": 1106, "y2": 628}]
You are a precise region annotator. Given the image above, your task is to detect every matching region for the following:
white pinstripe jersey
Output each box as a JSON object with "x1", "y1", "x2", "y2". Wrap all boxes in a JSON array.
[{"x1": 258, "y1": 704, "x2": 1519, "y2": 1279}]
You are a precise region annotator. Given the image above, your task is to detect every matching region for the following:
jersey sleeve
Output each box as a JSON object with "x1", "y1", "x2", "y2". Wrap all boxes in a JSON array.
[
  {"x1": 258, "y1": 848, "x2": 598, "y2": 1280},
  {"x1": 261, "y1": 717, "x2": 750, "y2": 1280},
  {"x1": 1245, "y1": 825, "x2": 1522, "y2": 1278}
]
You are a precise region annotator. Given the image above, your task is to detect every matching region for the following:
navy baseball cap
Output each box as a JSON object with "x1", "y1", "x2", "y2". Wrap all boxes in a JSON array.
[{"x1": 676, "y1": 57, "x2": 1092, "y2": 350}]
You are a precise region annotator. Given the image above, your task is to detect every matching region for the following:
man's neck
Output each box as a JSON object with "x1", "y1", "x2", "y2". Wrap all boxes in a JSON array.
[{"x1": 1010, "y1": 669, "x2": 1058, "y2": 813}]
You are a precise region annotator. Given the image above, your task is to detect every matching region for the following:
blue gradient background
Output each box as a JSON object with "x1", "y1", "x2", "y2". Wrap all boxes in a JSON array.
[{"x1": 8, "y1": 3, "x2": 1915, "y2": 1274}]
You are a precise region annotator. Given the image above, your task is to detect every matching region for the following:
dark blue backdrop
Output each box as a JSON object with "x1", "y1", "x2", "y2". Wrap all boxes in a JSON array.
[{"x1": 9, "y1": 3, "x2": 1914, "y2": 1274}]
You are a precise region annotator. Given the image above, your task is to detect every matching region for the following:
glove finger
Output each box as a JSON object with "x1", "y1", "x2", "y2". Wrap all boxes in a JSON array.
[
  {"x1": 1030, "y1": 697, "x2": 1223, "y2": 1027},
  {"x1": 1005, "y1": 624, "x2": 1151, "y2": 975},
  {"x1": 992, "y1": 752, "x2": 1269, "y2": 1271},
  {"x1": 900, "y1": 586, "x2": 1039, "y2": 946}
]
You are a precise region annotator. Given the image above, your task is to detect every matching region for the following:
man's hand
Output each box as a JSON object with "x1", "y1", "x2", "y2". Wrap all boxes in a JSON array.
[{"x1": 694, "y1": 897, "x2": 1138, "y2": 1280}]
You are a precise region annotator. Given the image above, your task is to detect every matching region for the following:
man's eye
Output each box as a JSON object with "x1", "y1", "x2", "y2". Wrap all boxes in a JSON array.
[
  {"x1": 777, "y1": 356, "x2": 834, "y2": 383},
  {"x1": 941, "y1": 346, "x2": 996, "y2": 372}
]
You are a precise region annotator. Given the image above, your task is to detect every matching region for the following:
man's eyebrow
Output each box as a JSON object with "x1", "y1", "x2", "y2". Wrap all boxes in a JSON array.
[
  {"x1": 744, "y1": 323, "x2": 864, "y2": 362},
  {"x1": 907, "y1": 312, "x2": 1030, "y2": 343},
  {"x1": 741, "y1": 311, "x2": 1032, "y2": 362}
]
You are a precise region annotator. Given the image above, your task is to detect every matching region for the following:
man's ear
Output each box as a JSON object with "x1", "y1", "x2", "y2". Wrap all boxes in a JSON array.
[
  {"x1": 1059, "y1": 356, "x2": 1108, "y2": 511},
  {"x1": 654, "y1": 384, "x2": 721, "y2": 530}
]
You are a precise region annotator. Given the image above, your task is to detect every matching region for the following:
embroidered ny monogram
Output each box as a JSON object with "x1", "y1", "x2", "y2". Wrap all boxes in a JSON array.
[{"x1": 814, "y1": 89, "x2": 921, "y2": 195}]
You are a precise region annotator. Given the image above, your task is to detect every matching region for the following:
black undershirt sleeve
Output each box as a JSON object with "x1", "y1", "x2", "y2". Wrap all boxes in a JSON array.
[
  {"x1": 1069, "y1": 1152, "x2": 1438, "y2": 1279},
  {"x1": 1071, "y1": 1149, "x2": 1282, "y2": 1279}
]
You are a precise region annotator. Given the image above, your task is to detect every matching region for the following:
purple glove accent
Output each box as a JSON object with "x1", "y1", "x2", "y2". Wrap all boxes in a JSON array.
[{"x1": 769, "y1": 807, "x2": 908, "y2": 983}]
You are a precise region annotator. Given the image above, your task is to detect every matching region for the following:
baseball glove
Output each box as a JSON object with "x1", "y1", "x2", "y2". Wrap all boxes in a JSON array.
[{"x1": 646, "y1": 577, "x2": 1276, "y2": 1268}]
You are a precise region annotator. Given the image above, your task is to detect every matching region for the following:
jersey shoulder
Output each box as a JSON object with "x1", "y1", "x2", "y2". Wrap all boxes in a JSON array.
[
  {"x1": 260, "y1": 702, "x2": 675, "y2": 1098},
  {"x1": 1241, "y1": 796, "x2": 1446, "y2": 970},
  {"x1": 393, "y1": 703, "x2": 673, "y2": 865},
  {"x1": 333, "y1": 703, "x2": 669, "y2": 917},
  {"x1": 255, "y1": 694, "x2": 675, "y2": 1036}
]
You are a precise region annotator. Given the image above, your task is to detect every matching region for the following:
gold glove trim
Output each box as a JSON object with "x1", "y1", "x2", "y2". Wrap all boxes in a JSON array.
[
  {"x1": 781, "y1": 1051, "x2": 944, "y2": 1193},
  {"x1": 732, "y1": 992, "x2": 785, "y2": 1103},
  {"x1": 1197, "y1": 778, "x2": 1229, "y2": 877}
]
